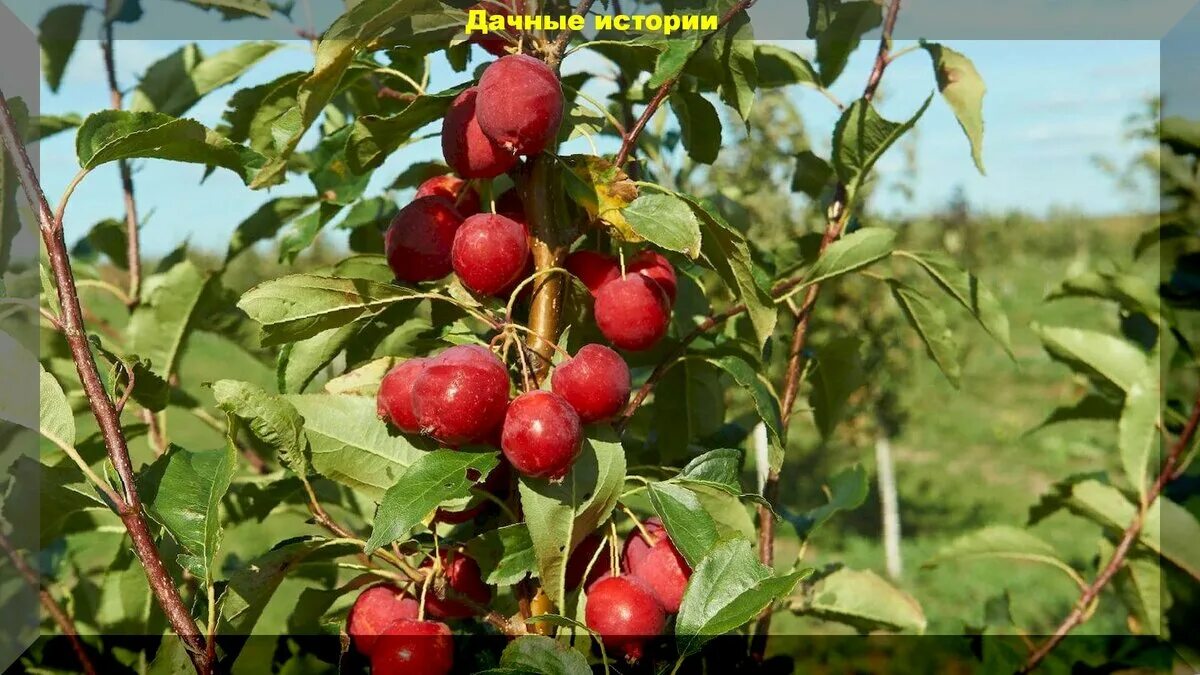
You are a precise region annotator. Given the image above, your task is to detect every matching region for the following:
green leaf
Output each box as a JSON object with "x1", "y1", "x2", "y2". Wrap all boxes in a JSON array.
[
  {"x1": 39, "y1": 364, "x2": 77, "y2": 453},
  {"x1": 808, "y1": 337, "x2": 865, "y2": 438},
  {"x1": 680, "y1": 195, "x2": 777, "y2": 349},
  {"x1": 212, "y1": 379, "x2": 309, "y2": 477},
  {"x1": 39, "y1": 5, "x2": 89, "y2": 93},
  {"x1": 804, "y1": 227, "x2": 895, "y2": 287},
  {"x1": 26, "y1": 113, "x2": 84, "y2": 143},
  {"x1": 1030, "y1": 393, "x2": 1123, "y2": 432},
  {"x1": 346, "y1": 87, "x2": 463, "y2": 174},
  {"x1": 279, "y1": 322, "x2": 363, "y2": 394},
  {"x1": 75, "y1": 111, "x2": 264, "y2": 184},
  {"x1": 467, "y1": 524, "x2": 537, "y2": 586},
  {"x1": 712, "y1": 12, "x2": 757, "y2": 124},
  {"x1": 815, "y1": 2, "x2": 882, "y2": 85},
  {"x1": 923, "y1": 526, "x2": 1081, "y2": 589},
  {"x1": 499, "y1": 635, "x2": 590, "y2": 675},
  {"x1": 670, "y1": 92, "x2": 720, "y2": 165},
  {"x1": 648, "y1": 481, "x2": 719, "y2": 567},
  {"x1": 621, "y1": 193, "x2": 702, "y2": 259},
  {"x1": 129, "y1": 42, "x2": 281, "y2": 118},
  {"x1": 1162, "y1": 116, "x2": 1200, "y2": 156},
  {"x1": 1119, "y1": 374, "x2": 1160, "y2": 503},
  {"x1": 899, "y1": 250, "x2": 1013, "y2": 358},
  {"x1": 1032, "y1": 325, "x2": 1151, "y2": 395},
  {"x1": 832, "y1": 96, "x2": 932, "y2": 205},
  {"x1": 250, "y1": 0, "x2": 454, "y2": 187},
  {"x1": 139, "y1": 443, "x2": 236, "y2": 580},
  {"x1": 1109, "y1": 547, "x2": 1165, "y2": 636},
  {"x1": 287, "y1": 394, "x2": 430, "y2": 499},
  {"x1": 703, "y1": 352, "x2": 783, "y2": 470},
  {"x1": 519, "y1": 427, "x2": 626, "y2": 606},
  {"x1": 676, "y1": 538, "x2": 810, "y2": 656},
  {"x1": 277, "y1": 202, "x2": 345, "y2": 264},
  {"x1": 785, "y1": 464, "x2": 868, "y2": 539},
  {"x1": 146, "y1": 637, "x2": 193, "y2": 675},
  {"x1": 365, "y1": 450, "x2": 500, "y2": 552},
  {"x1": 755, "y1": 44, "x2": 818, "y2": 88},
  {"x1": 678, "y1": 449, "x2": 744, "y2": 495},
  {"x1": 889, "y1": 280, "x2": 961, "y2": 386},
  {"x1": 791, "y1": 150, "x2": 834, "y2": 198},
  {"x1": 648, "y1": 38, "x2": 701, "y2": 89},
  {"x1": 71, "y1": 218, "x2": 128, "y2": 269},
  {"x1": 128, "y1": 260, "x2": 214, "y2": 379},
  {"x1": 237, "y1": 274, "x2": 419, "y2": 346},
  {"x1": 225, "y1": 196, "x2": 318, "y2": 263},
  {"x1": 177, "y1": 0, "x2": 273, "y2": 18},
  {"x1": 309, "y1": 125, "x2": 370, "y2": 205},
  {"x1": 1046, "y1": 270, "x2": 1166, "y2": 325},
  {"x1": 922, "y1": 42, "x2": 986, "y2": 174},
  {"x1": 652, "y1": 359, "x2": 727, "y2": 464},
  {"x1": 1, "y1": 457, "x2": 104, "y2": 546},
  {"x1": 797, "y1": 567, "x2": 926, "y2": 633}
]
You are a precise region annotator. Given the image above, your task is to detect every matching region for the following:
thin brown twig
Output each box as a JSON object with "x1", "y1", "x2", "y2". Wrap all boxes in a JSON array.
[
  {"x1": 1019, "y1": 385, "x2": 1200, "y2": 673},
  {"x1": 545, "y1": 0, "x2": 596, "y2": 69},
  {"x1": 100, "y1": 22, "x2": 142, "y2": 307},
  {"x1": 612, "y1": 0, "x2": 756, "y2": 168},
  {"x1": 0, "y1": 533, "x2": 98, "y2": 675},
  {"x1": 0, "y1": 92, "x2": 211, "y2": 674}
]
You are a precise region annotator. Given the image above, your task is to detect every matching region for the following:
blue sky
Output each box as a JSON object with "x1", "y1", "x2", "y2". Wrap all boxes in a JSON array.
[{"x1": 31, "y1": 16, "x2": 1159, "y2": 255}]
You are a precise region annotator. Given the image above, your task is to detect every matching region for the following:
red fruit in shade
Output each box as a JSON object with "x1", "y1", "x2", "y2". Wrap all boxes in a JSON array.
[
  {"x1": 630, "y1": 536, "x2": 691, "y2": 613},
  {"x1": 628, "y1": 250, "x2": 677, "y2": 303},
  {"x1": 551, "y1": 344, "x2": 631, "y2": 424},
  {"x1": 565, "y1": 250, "x2": 620, "y2": 296},
  {"x1": 385, "y1": 197, "x2": 464, "y2": 283},
  {"x1": 419, "y1": 551, "x2": 492, "y2": 620},
  {"x1": 584, "y1": 576, "x2": 666, "y2": 662},
  {"x1": 594, "y1": 274, "x2": 671, "y2": 351},
  {"x1": 620, "y1": 517, "x2": 666, "y2": 572},
  {"x1": 377, "y1": 357, "x2": 431, "y2": 433},
  {"x1": 412, "y1": 345, "x2": 510, "y2": 446},
  {"x1": 476, "y1": 54, "x2": 564, "y2": 157},
  {"x1": 369, "y1": 618, "x2": 454, "y2": 675},
  {"x1": 451, "y1": 213, "x2": 530, "y2": 296},
  {"x1": 347, "y1": 584, "x2": 420, "y2": 656},
  {"x1": 501, "y1": 390, "x2": 583, "y2": 480},
  {"x1": 565, "y1": 532, "x2": 612, "y2": 591},
  {"x1": 442, "y1": 87, "x2": 519, "y2": 179},
  {"x1": 467, "y1": 0, "x2": 516, "y2": 57},
  {"x1": 415, "y1": 174, "x2": 481, "y2": 216}
]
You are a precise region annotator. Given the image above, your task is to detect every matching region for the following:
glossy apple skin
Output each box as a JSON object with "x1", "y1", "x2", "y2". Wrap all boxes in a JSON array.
[
  {"x1": 565, "y1": 250, "x2": 620, "y2": 296},
  {"x1": 584, "y1": 575, "x2": 666, "y2": 662},
  {"x1": 594, "y1": 274, "x2": 672, "y2": 351},
  {"x1": 347, "y1": 584, "x2": 419, "y2": 656},
  {"x1": 476, "y1": 54, "x2": 564, "y2": 157},
  {"x1": 385, "y1": 197, "x2": 463, "y2": 283},
  {"x1": 442, "y1": 87, "x2": 518, "y2": 179},
  {"x1": 377, "y1": 357, "x2": 431, "y2": 433},
  {"x1": 451, "y1": 213, "x2": 530, "y2": 296},
  {"x1": 412, "y1": 345, "x2": 511, "y2": 446},
  {"x1": 628, "y1": 250, "x2": 678, "y2": 303},
  {"x1": 622, "y1": 516, "x2": 691, "y2": 613},
  {"x1": 415, "y1": 174, "x2": 481, "y2": 217},
  {"x1": 620, "y1": 516, "x2": 666, "y2": 572},
  {"x1": 551, "y1": 344, "x2": 631, "y2": 423},
  {"x1": 500, "y1": 390, "x2": 584, "y2": 480},
  {"x1": 369, "y1": 618, "x2": 454, "y2": 675},
  {"x1": 420, "y1": 551, "x2": 492, "y2": 620}
]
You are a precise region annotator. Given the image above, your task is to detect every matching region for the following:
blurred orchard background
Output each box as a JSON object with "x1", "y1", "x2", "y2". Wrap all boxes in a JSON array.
[{"x1": 25, "y1": 0, "x2": 1163, "y2": 643}]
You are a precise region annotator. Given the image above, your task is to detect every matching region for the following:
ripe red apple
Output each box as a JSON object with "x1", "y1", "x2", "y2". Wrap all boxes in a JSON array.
[
  {"x1": 476, "y1": 54, "x2": 564, "y2": 157},
  {"x1": 415, "y1": 174, "x2": 481, "y2": 217},
  {"x1": 594, "y1": 274, "x2": 671, "y2": 351},
  {"x1": 551, "y1": 344, "x2": 631, "y2": 424},
  {"x1": 565, "y1": 531, "x2": 612, "y2": 591},
  {"x1": 420, "y1": 550, "x2": 492, "y2": 620},
  {"x1": 451, "y1": 213, "x2": 530, "y2": 296},
  {"x1": 584, "y1": 575, "x2": 666, "y2": 662},
  {"x1": 347, "y1": 584, "x2": 419, "y2": 656},
  {"x1": 501, "y1": 390, "x2": 583, "y2": 480},
  {"x1": 467, "y1": 0, "x2": 517, "y2": 57},
  {"x1": 628, "y1": 250, "x2": 677, "y2": 303},
  {"x1": 369, "y1": 618, "x2": 454, "y2": 675},
  {"x1": 630, "y1": 535, "x2": 691, "y2": 614},
  {"x1": 442, "y1": 87, "x2": 518, "y2": 179},
  {"x1": 377, "y1": 357, "x2": 431, "y2": 434},
  {"x1": 565, "y1": 250, "x2": 620, "y2": 296},
  {"x1": 385, "y1": 197, "x2": 463, "y2": 283},
  {"x1": 620, "y1": 516, "x2": 666, "y2": 572},
  {"x1": 412, "y1": 345, "x2": 510, "y2": 446}
]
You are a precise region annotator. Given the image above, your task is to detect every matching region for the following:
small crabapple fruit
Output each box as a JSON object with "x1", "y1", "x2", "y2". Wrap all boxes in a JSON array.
[
  {"x1": 347, "y1": 584, "x2": 419, "y2": 656},
  {"x1": 628, "y1": 250, "x2": 678, "y2": 303},
  {"x1": 501, "y1": 390, "x2": 583, "y2": 480},
  {"x1": 369, "y1": 618, "x2": 454, "y2": 675},
  {"x1": 442, "y1": 87, "x2": 518, "y2": 179},
  {"x1": 415, "y1": 174, "x2": 481, "y2": 217},
  {"x1": 551, "y1": 344, "x2": 631, "y2": 424},
  {"x1": 377, "y1": 357, "x2": 431, "y2": 434},
  {"x1": 451, "y1": 213, "x2": 530, "y2": 296},
  {"x1": 584, "y1": 575, "x2": 666, "y2": 662},
  {"x1": 385, "y1": 197, "x2": 463, "y2": 283},
  {"x1": 412, "y1": 345, "x2": 510, "y2": 446},
  {"x1": 565, "y1": 250, "x2": 620, "y2": 296},
  {"x1": 476, "y1": 54, "x2": 564, "y2": 157},
  {"x1": 594, "y1": 274, "x2": 671, "y2": 351},
  {"x1": 419, "y1": 550, "x2": 492, "y2": 620}
]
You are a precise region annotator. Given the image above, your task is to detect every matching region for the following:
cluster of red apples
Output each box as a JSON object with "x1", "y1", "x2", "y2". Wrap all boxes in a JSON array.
[{"x1": 348, "y1": 518, "x2": 692, "y2": 672}]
